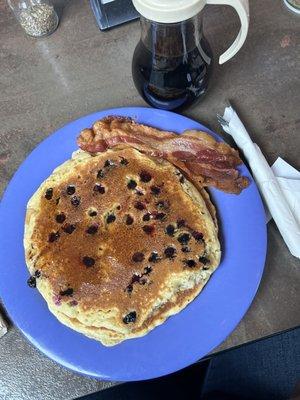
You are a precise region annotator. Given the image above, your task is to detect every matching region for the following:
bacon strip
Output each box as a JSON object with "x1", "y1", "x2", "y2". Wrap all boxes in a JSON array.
[{"x1": 77, "y1": 116, "x2": 249, "y2": 194}]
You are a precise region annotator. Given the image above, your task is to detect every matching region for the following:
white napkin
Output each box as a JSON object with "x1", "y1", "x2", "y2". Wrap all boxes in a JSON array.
[
  {"x1": 0, "y1": 312, "x2": 7, "y2": 338},
  {"x1": 265, "y1": 158, "x2": 300, "y2": 225},
  {"x1": 221, "y1": 106, "x2": 300, "y2": 259}
]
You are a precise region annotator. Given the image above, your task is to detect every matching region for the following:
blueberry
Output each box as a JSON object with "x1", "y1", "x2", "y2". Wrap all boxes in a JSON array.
[
  {"x1": 104, "y1": 159, "x2": 114, "y2": 168},
  {"x1": 131, "y1": 274, "x2": 141, "y2": 284},
  {"x1": 53, "y1": 294, "x2": 61, "y2": 306},
  {"x1": 120, "y1": 157, "x2": 128, "y2": 166},
  {"x1": 107, "y1": 214, "x2": 116, "y2": 224},
  {"x1": 97, "y1": 169, "x2": 105, "y2": 179},
  {"x1": 199, "y1": 256, "x2": 209, "y2": 265},
  {"x1": 125, "y1": 284, "x2": 133, "y2": 294},
  {"x1": 177, "y1": 233, "x2": 190, "y2": 245},
  {"x1": 49, "y1": 232, "x2": 59, "y2": 242},
  {"x1": 177, "y1": 219, "x2": 186, "y2": 228},
  {"x1": 164, "y1": 246, "x2": 176, "y2": 259},
  {"x1": 165, "y1": 224, "x2": 175, "y2": 236},
  {"x1": 45, "y1": 188, "x2": 53, "y2": 200},
  {"x1": 134, "y1": 201, "x2": 145, "y2": 211},
  {"x1": 86, "y1": 224, "x2": 98, "y2": 234},
  {"x1": 184, "y1": 259, "x2": 196, "y2": 268},
  {"x1": 144, "y1": 266, "x2": 152, "y2": 274},
  {"x1": 27, "y1": 276, "x2": 36, "y2": 288},
  {"x1": 143, "y1": 225, "x2": 154, "y2": 235},
  {"x1": 125, "y1": 215, "x2": 134, "y2": 225},
  {"x1": 143, "y1": 213, "x2": 151, "y2": 221},
  {"x1": 156, "y1": 200, "x2": 169, "y2": 209},
  {"x1": 155, "y1": 212, "x2": 166, "y2": 221},
  {"x1": 89, "y1": 210, "x2": 97, "y2": 217},
  {"x1": 123, "y1": 311, "x2": 137, "y2": 324},
  {"x1": 150, "y1": 186, "x2": 161, "y2": 195},
  {"x1": 66, "y1": 185, "x2": 76, "y2": 195},
  {"x1": 71, "y1": 196, "x2": 81, "y2": 207},
  {"x1": 82, "y1": 256, "x2": 95, "y2": 267},
  {"x1": 55, "y1": 213, "x2": 66, "y2": 224},
  {"x1": 132, "y1": 252, "x2": 145, "y2": 262},
  {"x1": 62, "y1": 224, "x2": 76, "y2": 234},
  {"x1": 148, "y1": 252, "x2": 159, "y2": 263},
  {"x1": 192, "y1": 231, "x2": 204, "y2": 242},
  {"x1": 94, "y1": 183, "x2": 105, "y2": 194},
  {"x1": 127, "y1": 179, "x2": 137, "y2": 190},
  {"x1": 34, "y1": 270, "x2": 41, "y2": 278},
  {"x1": 59, "y1": 288, "x2": 73, "y2": 296},
  {"x1": 140, "y1": 171, "x2": 152, "y2": 183}
]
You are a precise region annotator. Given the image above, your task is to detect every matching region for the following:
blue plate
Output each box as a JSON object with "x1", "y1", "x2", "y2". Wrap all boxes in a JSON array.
[{"x1": 0, "y1": 107, "x2": 267, "y2": 381}]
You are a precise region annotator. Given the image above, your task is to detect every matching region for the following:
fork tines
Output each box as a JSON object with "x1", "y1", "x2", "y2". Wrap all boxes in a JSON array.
[{"x1": 216, "y1": 114, "x2": 229, "y2": 127}]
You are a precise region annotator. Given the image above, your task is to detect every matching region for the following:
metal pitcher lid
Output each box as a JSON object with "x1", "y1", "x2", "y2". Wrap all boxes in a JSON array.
[{"x1": 132, "y1": 0, "x2": 206, "y2": 23}]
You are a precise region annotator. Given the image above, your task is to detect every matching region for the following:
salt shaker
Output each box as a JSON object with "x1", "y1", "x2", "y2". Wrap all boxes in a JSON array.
[{"x1": 8, "y1": 0, "x2": 59, "y2": 37}]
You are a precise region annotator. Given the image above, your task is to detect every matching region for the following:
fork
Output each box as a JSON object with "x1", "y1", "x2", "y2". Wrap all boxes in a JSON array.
[
  {"x1": 217, "y1": 113, "x2": 229, "y2": 129},
  {"x1": 216, "y1": 110, "x2": 239, "y2": 150},
  {"x1": 216, "y1": 105, "x2": 249, "y2": 165},
  {"x1": 217, "y1": 98, "x2": 234, "y2": 129}
]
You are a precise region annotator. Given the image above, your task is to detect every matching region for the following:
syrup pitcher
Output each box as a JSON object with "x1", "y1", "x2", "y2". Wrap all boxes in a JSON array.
[{"x1": 132, "y1": 0, "x2": 249, "y2": 111}]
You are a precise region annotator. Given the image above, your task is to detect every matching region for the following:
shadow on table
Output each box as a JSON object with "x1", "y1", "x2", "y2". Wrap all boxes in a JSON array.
[{"x1": 76, "y1": 327, "x2": 300, "y2": 400}]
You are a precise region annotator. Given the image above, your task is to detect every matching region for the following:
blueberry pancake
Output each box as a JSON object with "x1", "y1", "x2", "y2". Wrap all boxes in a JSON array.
[{"x1": 24, "y1": 148, "x2": 221, "y2": 346}]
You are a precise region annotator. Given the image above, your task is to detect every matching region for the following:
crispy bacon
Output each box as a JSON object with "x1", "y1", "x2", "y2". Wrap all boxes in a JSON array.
[{"x1": 77, "y1": 116, "x2": 249, "y2": 194}]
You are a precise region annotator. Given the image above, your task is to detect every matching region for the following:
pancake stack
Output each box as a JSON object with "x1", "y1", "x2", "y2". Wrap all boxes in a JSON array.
[{"x1": 24, "y1": 145, "x2": 220, "y2": 346}]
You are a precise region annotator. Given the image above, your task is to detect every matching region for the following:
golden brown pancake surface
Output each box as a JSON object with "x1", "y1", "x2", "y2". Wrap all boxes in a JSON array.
[{"x1": 24, "y1": 148, "x2": 220, "y2": 345}]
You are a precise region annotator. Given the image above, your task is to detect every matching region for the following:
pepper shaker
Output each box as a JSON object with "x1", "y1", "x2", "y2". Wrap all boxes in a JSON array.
[
  {"x1": 283, "y1": 0, "x2": 300, "y2": 14},
  {"x1": 8, "y1": 0, "x2": 59, "y2": 37}
]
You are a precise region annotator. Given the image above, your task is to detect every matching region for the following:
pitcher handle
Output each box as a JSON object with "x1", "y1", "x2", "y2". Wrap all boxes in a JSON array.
[{"x1": 206, "y1": 0, "x2": 249, "y2": 64}]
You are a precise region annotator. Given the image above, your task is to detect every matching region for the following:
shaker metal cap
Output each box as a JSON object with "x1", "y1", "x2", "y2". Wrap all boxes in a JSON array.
[{"x1": 132, "y1": 0, "x2": 206, "y2": 23}]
